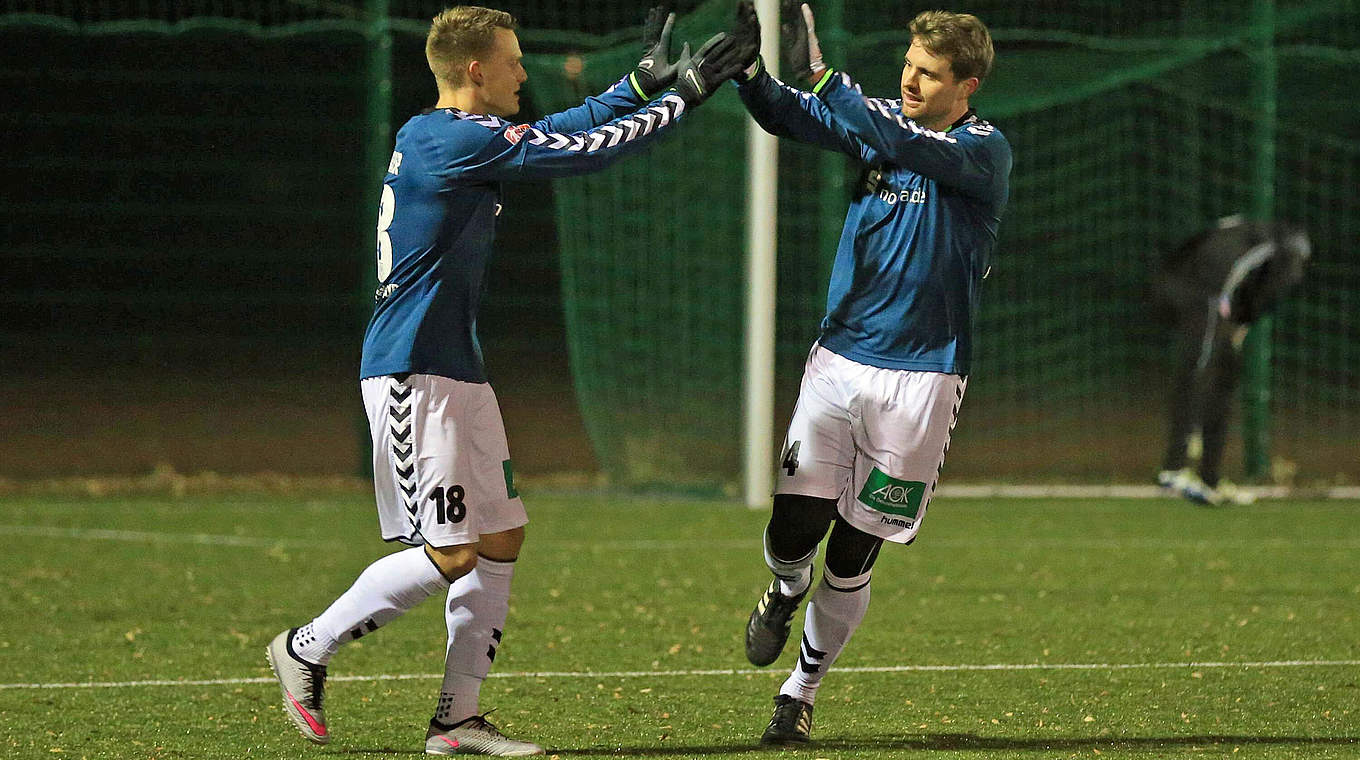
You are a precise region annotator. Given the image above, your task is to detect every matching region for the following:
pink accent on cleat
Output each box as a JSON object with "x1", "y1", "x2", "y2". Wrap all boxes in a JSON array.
[
  {"x1": 266, "y1": 629, "x2": 329, "y2": 745},
  {"x1": 287, "y1": 691, "x2": 328, "y2": 737}
]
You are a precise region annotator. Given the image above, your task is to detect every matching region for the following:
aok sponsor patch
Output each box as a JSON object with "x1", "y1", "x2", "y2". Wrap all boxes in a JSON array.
[
  {"x1": 503, "y1": 124, "x2": 531, "y2": 145},
  {"x1": 856, "y1": 467, "x2": 926, "y2": 523}
]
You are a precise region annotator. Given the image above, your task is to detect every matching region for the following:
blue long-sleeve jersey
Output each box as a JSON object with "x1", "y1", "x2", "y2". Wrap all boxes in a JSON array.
[
  {"x1": 739, "y1": 69, "x2": 1012, "y2": 374},
  {"x1": 360, "y1": 79, "x2": 687, "y2": 382}
]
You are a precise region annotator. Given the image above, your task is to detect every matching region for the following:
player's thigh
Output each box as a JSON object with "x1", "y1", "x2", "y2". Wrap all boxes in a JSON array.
[
  {"x1": 362, "y1": 374, "x2": 528, "y2": 548},
  {"x1": 425, "y1": 542, "x2": 479, "y2": 580},
  {"x1": 839, "y1": 371, "x2": 967, "y2": 544},
  {"x1": 476, "y1": 526, "x2": 525, "y2": 562},
  {"x1": 460, "y1": 382, "x2": 528, "y2": 539},
  {"x1": 774, "y1": 344, "x2": 856, "y2": 501}
]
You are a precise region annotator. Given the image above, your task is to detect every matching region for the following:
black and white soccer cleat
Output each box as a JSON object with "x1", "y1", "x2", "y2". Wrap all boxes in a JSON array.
[
  {"x1": 744, "y1": 579, "x2": 807, "y2": 666},
  {"x1": 760, "y1": 694, "x2": 813, "y2": 745}
]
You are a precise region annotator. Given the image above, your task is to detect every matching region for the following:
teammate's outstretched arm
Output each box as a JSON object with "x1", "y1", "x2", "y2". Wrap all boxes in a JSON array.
[
  {"x1": 731, "y1": 1, "x2": 872, "y2": 161},
  {"x1": 457, "y1": 30, "x2": 755, "y2": 182},
  {"x1": 537, "y1": 6, "x2": 686, "y2": 134}
]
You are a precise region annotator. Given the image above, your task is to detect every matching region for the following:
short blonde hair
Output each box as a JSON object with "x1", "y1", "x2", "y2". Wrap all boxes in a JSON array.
[
  {"x1": 908, "y1": 10, "x2": 994, "y2": 82},
  {"x1": 426, "y1": 6, "x2": 517, "y2": 86}
]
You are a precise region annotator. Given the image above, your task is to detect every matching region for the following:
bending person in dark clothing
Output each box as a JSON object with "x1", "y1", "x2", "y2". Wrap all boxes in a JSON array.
[{"x1": 1155, "y1": 215, "x2": 1310, "y2": 505}]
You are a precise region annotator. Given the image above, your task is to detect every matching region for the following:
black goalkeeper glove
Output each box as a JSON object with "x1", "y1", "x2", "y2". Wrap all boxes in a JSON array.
[
  {"x1": 780, "y1": 0, "x2": 827, "y2": 83},
  {"x1": 732, "y1": 0, "x2": 763, "y2": 81},
  {"x1": 673, "y1": 31, "x2": 760, "y2": 106},
  {"x1": 630, "y1": 6, "x2": 681, "y2": 99}
]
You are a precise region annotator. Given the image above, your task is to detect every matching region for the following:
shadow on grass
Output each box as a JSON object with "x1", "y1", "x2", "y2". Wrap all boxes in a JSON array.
[{"x1": 544, "y1": 732, "x2": 1360, "y2": 755}]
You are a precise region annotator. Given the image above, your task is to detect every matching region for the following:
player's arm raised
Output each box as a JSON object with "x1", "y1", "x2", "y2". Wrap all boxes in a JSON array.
[
  {"x1": 816, "y1": 69, "x2": 1004, "y2": 199},
  {"x1": 730, "y1": 0, "x2": 872, "y2": 161},
  {"x1": 781, "y1": 1, "x2": 1006, "y2": 198},
  {"x1": 537, "y1": 6, "x2": 685, "y2": 134},
  {"x1": 455, "y1": 32, "x2": 753, "y2": 180}
]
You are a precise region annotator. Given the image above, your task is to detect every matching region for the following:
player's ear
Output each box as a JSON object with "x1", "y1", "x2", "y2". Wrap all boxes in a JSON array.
[
  {"x1": 467, "y1": 59, "x2": 484, "y2": 86},
  {"x1": 960, "y1": 76, "x2": 979, "y2": 98}
]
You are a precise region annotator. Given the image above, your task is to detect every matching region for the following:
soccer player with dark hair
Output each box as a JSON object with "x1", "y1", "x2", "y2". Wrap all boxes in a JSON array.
[
  {"x1": 1155, "y1": 215, "x2": 1310, "y2": 506},
  {"x1": 263, "y1": 6, "x2": 754, "y2": 755},
  {"x1": 729, "y1": 1, "x2": 1012, "y2": 745}
]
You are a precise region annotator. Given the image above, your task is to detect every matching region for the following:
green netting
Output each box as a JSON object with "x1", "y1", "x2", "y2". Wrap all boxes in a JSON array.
[
  {"x1": 4, "y1": 0, "x2": 1356, "y2": 488},
  {"x1": 526, "y1": 0, "x2": 1358, "y2": 489}
]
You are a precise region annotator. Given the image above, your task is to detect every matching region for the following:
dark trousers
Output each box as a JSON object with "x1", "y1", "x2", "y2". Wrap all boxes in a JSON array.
[{"x1": 1162, "y1": 301, "x2": 1244, "y2": 487}]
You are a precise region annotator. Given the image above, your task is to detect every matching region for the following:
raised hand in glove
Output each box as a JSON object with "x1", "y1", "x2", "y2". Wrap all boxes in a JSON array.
[
  {"x1": 780, "y1": 0, "x2": 826, "y2": 83},
  {"x1": 630, "y1": 6, "x2": 681, "y2": 99},
  {"x1": 733, "y1": 0, "x2": 762, "y2": 80},
  {"x1": 673, "y1": 30, "x2": 760, "y2": 106}
]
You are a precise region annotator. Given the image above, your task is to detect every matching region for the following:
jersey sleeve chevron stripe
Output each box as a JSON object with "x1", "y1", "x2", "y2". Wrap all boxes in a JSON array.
[
  {"x1": 523, "y1": 94, "x2": 682, "y2": 153},
  {"x1": 863, "y1": 97, "x2": 957, "y2": 144},
  {"x1": 818, "y1": 70, "x2": 1007, "y2": 198}
]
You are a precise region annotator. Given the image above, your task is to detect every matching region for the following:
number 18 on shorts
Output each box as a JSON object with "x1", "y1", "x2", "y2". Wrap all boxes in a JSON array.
[{"x1": 361, "y1": 373, "x2": 528, "y2": 548}]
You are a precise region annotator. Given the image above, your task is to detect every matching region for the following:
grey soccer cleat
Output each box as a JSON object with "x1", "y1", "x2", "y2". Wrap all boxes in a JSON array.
[
  {"x1": 745, "y1": 579, "x2": 807, "y2": 666},
  {"x1": 265, "y1": 628, "x2": 330, "y2": 744},
  {"x1": 1214, "y1": 479, "x2": 1257, "y2": 506},
  {"x1": 1159, "y1": 468, "x2": 1231, "y2": 506},
  {"x1": 760, "y1": 694, "x2": 813, "y2": 745},
  {"x1": 425, "y1": 714, "x2": 545, "y2": 756},
  {"x1": 1155, "y1": 469, "x2": 1184, "y2": 491}
]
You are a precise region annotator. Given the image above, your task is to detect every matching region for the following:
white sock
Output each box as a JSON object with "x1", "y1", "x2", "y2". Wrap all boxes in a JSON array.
[
  {"x1": 293, "y1": 547, "x2": 451, "y2": 665},
  {"x1": 779, "y1": 567, "x2": 871, "y2": 704},
  {"x1": 764, "y1": 529, "x2": 815, "y2": 598},
  {"x1": 433, "y1": 556, "x2": 516, "y2": 726}
]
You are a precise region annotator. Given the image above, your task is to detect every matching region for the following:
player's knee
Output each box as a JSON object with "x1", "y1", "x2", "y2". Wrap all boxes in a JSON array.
[
  {"x1": 425, "y1": 542, "x2": 479, "y2": 581},
  {"x1": 824, "y1": 518, "x2": 883, "y2": 579},
  {"x1": 768, "y1": 494, "x2": 837, "y2": 558},
  {"x1": 477, "y1": 526, "x2": 525, "y2": 562}
]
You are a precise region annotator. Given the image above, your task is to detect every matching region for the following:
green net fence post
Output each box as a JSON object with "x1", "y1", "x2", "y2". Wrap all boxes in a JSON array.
[
  {"x1": 1243, "y1": 0, "x2": 1277, "y2": 480},
  {"x1": 358, "y1": 0, "x2": 394, "y2": 476}
]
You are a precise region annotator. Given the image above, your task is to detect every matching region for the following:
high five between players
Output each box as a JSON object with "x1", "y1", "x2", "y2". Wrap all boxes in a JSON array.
[{"x1": 264, "y1": 0, "x2": 1010, "y2": 753}]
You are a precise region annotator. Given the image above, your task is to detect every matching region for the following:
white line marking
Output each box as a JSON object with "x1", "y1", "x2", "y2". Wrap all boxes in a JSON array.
[
  {"x1": 0, "y1": 525, "x2": 762, "y2": 551},
  {"x1": 5, "y1": 524, "x2": 1360, "y2": 551},
  {"x1": 0, "y1": 525, "x2": 323, "y2": 548},
  {"x1": 937, "y1": 484, "x2": 1360, "y2": 499},
  {"x1": 934, "y1": 537, "x2": 1360, "y2": 549},
  {"x1": 5, "y1": 660, "x2": 1357, "y2": 691}
]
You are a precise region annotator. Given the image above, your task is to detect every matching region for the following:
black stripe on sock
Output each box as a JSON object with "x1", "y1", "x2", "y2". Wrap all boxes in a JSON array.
[{"x1": 823, "y1": 576, "x2": 871, "y2": 593}]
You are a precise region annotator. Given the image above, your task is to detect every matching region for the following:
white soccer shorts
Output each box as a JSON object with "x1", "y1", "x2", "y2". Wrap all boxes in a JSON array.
[
  {"x1": 360, "y1": 373, "x2": 528, "y2": 548},
  {"x1": 774, "y1": 343, "x2": 966, "y2": 544}
]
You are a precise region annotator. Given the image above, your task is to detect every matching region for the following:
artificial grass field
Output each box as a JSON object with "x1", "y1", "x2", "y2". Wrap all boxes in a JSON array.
[{"x1": 1, "y1": 491, "x2": 1357, "y2": 759}]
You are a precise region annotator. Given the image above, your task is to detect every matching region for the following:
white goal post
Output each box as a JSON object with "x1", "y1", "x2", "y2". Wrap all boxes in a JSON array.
[{"x1": 743, "y1": 0, "x2": 781, "y2": 508}]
